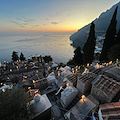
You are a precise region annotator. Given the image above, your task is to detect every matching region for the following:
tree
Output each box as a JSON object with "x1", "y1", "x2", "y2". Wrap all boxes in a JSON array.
[
  {"x1": 100, "y1": 6, "x2": 118, "y2": 62},
  {"x1": 20, "y1": 52, "x2": 25, "y2": 61},
  {"x1": 43, "y1": 55, "x2": 52, "y2": 63},
  {"x1": 67, "y1": 59, "x2": 75, "y2": 66},
  {"x1": 0, "y1": 88, "x2": 31, "y2": 120},
  {"x1": 83, "y1": 22, "x2": 96, "y2": 64},
  {"x1": 58, "y1": 62, "x2": 65, "y2": 67},
  {"x1": 73, "y1": 46, "x2": 83, "y2": 65},
  {"x1": 108, "y1": 44, "x2": 120, "y2": 61},
  {"x1": 11, "y1": 76, "x2": 19, "y2": 84},
  {"x1": 12, "y1": 51, "x2": 19, "y2": 61},
  {"x1": 116, "y1": 29, "x2": 120, "y2": 44}
]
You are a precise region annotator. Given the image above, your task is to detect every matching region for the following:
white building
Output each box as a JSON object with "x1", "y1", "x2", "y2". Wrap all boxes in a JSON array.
[
  {"x1": 60, "y1": 85, "x2": 78, "y2": 108},
  {"x1": 30, "y1": 94, "x2": 52, "y2": 120}
]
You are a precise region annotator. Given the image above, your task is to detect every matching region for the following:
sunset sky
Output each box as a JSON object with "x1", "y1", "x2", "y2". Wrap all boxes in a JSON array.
[{"x1": 0, "y1": 0, "x2": 120, "y2": 32}]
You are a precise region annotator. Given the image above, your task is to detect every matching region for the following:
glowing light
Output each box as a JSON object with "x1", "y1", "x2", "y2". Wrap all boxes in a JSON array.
[
  {"x1": 58, "y1": 71, "x2": 60, "y2": 76},
  {"x1": 116, "y1": 59, "x2": 119, "y2": 62},
  {"x1": 80, "y1": 99, "x2": 84, "y2": 103},
  {"x1": 34, "y1": 90, "x2": 39, "y2": 94},
  {"x1": 60, "y1": 86, "x2": 63, "y2": 90},
  {"x1": 66, "y1": 83, "x2": 69, "y2": 87},
  {"x1": 106, "y1": 63, "x2": 109, "y2": 66},
  {"x1": 24, "y1": 76, "x2": 27, "y2": 79},
  {"x1": 109, "y1": 61, "x2": 112, "y2": 65},
  {"x1": 10, "y1": 69, "x2": 12, "y2": 72},
  {"x1": 25, "y1": 67, "x2": 27, "y2": 70},
  {"x1": 33, "y1": 80, "x2": 35, "y2": 84},
  {"x1": 95, "y1": 63, "x2": 100, "y2": 69},
  {"x1": 82, "y1": 95, "x2": 85, "y2": 99},
  {"x1": 28, "y1": 87, "x2": 31, "y2": 89},
  {"x1": 2, "y1": 89, "x2": 5, "y2": 92},
  {"x1": 16, "y1": 66, "x2": 19, "y2": 70},
  {"x1": 87, "y1": 63, "x2": 89, "y2": 67},
  {"x1": 104, "y1": 63, "x2": 106, "y2": 66},
  {"x1": 84, "y1": 68, "x2": 87, "y2": 74},
  {"x1": 76, "y1": 66, "x2": 78, "y2": 68}
]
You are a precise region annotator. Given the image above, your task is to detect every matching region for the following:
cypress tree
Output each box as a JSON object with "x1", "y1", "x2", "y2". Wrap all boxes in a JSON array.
[
  {"x1": 12, "y1": 51, "x2": 19, "y2": 61},
  {"x1": 73, "y1": 46, "x2": 83, "y2": 65},
  {"x1": 83, "y1": 22, "x2": 96, "y2": 64},
  {"x1": 116, "y1": 29, "x2": 120, "y2": 44},
  {"x1": 20, "y1": 52, "x2": 25, "y2": 61},
  {"x1": 100, "y1": 6, "x2": 118, "y2": 62}
]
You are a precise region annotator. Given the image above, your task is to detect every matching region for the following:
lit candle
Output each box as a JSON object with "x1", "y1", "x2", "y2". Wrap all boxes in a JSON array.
[{"x1": 2, "y1": 89, "x2": 5, "y2": 92}]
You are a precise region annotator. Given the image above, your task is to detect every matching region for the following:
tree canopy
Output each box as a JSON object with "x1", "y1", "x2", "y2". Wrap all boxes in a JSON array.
[
  {"x1": 43, "y1": 55, "x2": 53, "y2": 63},
  {"x1": 20, "y1": 52, "x2": 25, "y2": 61},
  {"x1": 83, "y1": 22, "x2": 96, "y2": 64},
  {"x1": 12, "y1": 51, "x2": 19, "y2": 61},
  {"x1": 73, "y1": 46, "x2": 83, "y2": 65},
  {"x1": 0, "y1": 88, "x2": 31, "y2": 120},
  {"x1": 116, "y1": 29, "x2": 120, "y2": 44},
  {"x1": 108, "y1": 44, "x2": 120, "y2": 61},
  {"x1": 100, "y1": 6, "x2": 118, "y2": 62}
]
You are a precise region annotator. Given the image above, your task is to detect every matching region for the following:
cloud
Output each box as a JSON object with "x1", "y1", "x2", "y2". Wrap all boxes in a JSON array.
[
  {"x1": 31, "y1": 25, "x2": 39, "y2": 28},
  {"x1": 51, "y1": 22, "x2": 59, "y2": 25},
  {"x1": 10, "y1": 17, "x2": 35, "y2": 28},
  {"x1": 16, "y1": 17, "x2": 35, "y2": 22},
  {"x1": 10, "y1": 21, "x2": 22, "y2": 25}
]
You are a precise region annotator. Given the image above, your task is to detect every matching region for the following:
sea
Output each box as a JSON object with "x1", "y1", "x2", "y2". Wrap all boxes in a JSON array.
[{"x1": 0, "y1": 32, "x2": 75, "y2": 64}]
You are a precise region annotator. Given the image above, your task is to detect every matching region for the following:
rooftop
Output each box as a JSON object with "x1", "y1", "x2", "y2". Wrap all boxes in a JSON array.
[
  {"x1": 102, "y1": 66, "x2": 120, "y2": 82},
  {"x1": 78, "y1": 72, "x2": 97, "y2": 84},
  {"x1": 92, "y1": 75, "x2": 120, "y2": 98},
  {"x1": 99, "y1": 102, "x2": 120, "y2": 118},
  {"x1": 64, "y1": 95, "x2": 96, "y2": 120}
]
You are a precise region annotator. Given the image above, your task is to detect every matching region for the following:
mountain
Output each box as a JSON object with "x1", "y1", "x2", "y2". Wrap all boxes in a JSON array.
[{"x1": 70, "y1": 2, "x2": 120, "y2": 48}]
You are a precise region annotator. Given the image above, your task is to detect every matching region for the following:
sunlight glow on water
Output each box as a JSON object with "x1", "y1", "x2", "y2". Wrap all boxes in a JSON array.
[{"x1": 0, "y1": 32, "x2": 74, "y2": 64}]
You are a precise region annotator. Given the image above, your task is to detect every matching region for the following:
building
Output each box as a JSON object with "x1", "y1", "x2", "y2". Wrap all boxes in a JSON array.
[
  {"x1": 98, "y1": 102, "x2": 120, "y2": 120},
  {"x1": 30, "y1": 94, "x2": 52, "y2": 120},
  {"x1": 46, "y1": 75, "x2": 57, "y2": 85},
  {"x1": 77, "y1": 72, "x2": 97, "y2": 94},
  {"x1": 101, "y1": 65, "x2": 120, "y2": 82},
  {"x1": 33, "y1": 78, "x2": 48, "y2": 90},
  {"x1": 64, "y1": 95, "x2": 96, "y2": 120},
  {"x1": 20, "y1": 76, "x2": 34, "y2": 90},
  {"x1": 60, "y1": 85, "x2": 78, "y2": 108},
  {"x1": 66, "y1": 72, "x2": 79, "y2": 87},
  {"x1": 91, "y1": 75, "x2": 120, "y2": 103}
]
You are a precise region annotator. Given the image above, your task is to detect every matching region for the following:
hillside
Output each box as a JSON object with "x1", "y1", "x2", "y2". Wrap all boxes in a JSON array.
[{"x1": 70, "y1": 2, "x2": 120, "y2": 48}]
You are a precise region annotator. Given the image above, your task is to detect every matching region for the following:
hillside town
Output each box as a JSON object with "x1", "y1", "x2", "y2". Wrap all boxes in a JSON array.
[{"x1": 0, "y1": 55, "x2": 120, "y2": 120}]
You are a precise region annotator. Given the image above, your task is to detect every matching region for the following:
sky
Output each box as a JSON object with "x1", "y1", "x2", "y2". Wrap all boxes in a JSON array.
[{"x1": 0, "y1": 0, "x2": 120, "y2": 32}]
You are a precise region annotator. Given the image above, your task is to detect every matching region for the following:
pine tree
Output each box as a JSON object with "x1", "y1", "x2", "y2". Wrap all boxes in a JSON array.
[
  {"x1": 100, "y1": 6, "x2": 118, "y2": 62},
  {"x1": 73, "y1": 46, "x2": 83, "y2": 65},
  {"x1": 83, "y1": 22, "x2": 96, "y2": 64},
  {"x1": 12, "y1": 51, "x2": 19, "y2": 61},
  {"x1": 20, "y1": 52, "x2": 25, "y2": 61}
]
